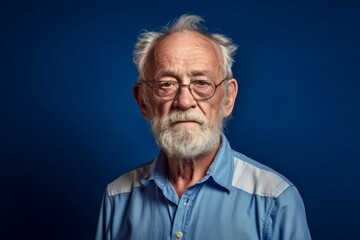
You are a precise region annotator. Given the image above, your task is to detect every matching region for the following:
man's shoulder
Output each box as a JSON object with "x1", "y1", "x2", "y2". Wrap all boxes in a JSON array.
[
  {"x1": 230, "y1": 150, "x2": 293, "y2": 198},
  {"x1": 107, "y1": 161, "x2": 154, "y2": 197}
]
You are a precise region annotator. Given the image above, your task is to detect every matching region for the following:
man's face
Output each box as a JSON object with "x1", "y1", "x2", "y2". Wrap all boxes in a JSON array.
[
  {"x1": 145, "y1": 31, "x2": 226, "y2": 121},
  {"x1": 136, "y1": 31, "x2": 236, "y2": 159}
]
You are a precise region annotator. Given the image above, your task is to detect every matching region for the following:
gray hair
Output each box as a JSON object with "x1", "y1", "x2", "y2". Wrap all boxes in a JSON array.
[{"x1": 133, "y1": 14, "x2": 238, "y2": 81}]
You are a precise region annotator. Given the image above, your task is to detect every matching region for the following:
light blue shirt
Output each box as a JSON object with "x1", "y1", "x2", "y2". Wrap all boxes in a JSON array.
[{"x1": 96, "y1": 135, "x2": 311, "y2": 239}]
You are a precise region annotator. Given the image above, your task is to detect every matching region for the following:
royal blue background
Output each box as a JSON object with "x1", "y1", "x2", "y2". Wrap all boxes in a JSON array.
[{"x1": 1, "y1": 0, "x2": 359, "y2": 239}]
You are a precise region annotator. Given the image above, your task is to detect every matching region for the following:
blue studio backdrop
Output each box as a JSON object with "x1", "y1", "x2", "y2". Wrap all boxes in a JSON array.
[{"x1": 1, "y1": 1, "x2": 359, "y2": 239}]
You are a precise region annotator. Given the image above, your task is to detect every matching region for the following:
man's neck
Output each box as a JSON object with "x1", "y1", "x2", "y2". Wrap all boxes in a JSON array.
[{"x1": 166, "y1": 146, "x2": 220, "y2": 197}]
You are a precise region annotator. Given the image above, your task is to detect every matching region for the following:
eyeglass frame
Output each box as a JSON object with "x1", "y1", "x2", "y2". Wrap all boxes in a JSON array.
[{"x1": 140, "y1": 78, "x2": 228, "y2": 101}]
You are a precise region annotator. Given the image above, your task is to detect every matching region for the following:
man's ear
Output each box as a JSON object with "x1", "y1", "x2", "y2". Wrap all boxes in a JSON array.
[
  {"x1": 223, "y1": 78, "x2": 238, "y2": 117},
  {"x1": 133, "y1": 83, "x2": 151, "y2": 119}
]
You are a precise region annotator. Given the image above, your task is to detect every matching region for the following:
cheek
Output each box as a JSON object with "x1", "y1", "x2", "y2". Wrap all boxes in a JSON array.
[
  {"x1": 204, "y1": 103, "x2": 226, "y2": 124},
  {"x1": 148, "y1": 97, "x2": 174, "y2": 116},
  {"x1": 197, "y1": 102, "x2": 219, "y2": 119}
]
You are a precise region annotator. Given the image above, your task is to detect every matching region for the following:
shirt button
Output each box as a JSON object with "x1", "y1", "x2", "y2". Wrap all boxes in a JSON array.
[{"x1": 175, "y1": 231, "x2": 183, "y2": 239}]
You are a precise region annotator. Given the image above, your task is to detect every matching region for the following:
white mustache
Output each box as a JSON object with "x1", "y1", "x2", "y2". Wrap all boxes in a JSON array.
[{"x1": 167, "y1": 111, "x2": 208, "y2": 125}]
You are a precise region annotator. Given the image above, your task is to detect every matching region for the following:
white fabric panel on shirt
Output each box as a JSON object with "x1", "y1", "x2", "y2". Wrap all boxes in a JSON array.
[{"x1": 231, "y1": 157, "x2": 289, "y2": 198}]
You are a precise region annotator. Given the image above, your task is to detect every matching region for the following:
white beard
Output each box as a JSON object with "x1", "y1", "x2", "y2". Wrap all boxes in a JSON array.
[{"x1": 151, "y1": 110, "x2": 223, "y2": 160}]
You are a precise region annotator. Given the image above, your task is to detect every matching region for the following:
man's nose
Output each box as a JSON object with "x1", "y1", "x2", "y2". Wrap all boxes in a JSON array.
[{"x1": 173, "y1": 85, "x2": 197, "y2": 109}]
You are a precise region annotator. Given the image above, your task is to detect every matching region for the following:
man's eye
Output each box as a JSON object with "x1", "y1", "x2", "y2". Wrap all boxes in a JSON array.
[
  {"x1": 158, "y1": 82, "x2": 177, "y2": 89},
  {"x1": 193, "y1": 80, "x2": 212, "y2": 87}
]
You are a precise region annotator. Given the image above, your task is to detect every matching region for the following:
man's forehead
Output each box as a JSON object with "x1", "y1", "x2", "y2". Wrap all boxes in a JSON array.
[{"x1": 153, "y1": 56, "x2": 220, "y2": 79}]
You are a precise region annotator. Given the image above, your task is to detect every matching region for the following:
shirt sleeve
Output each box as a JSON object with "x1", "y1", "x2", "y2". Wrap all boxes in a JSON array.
[
  {"x1": 95, "y1": 190, "x2": 113, "y2": 240},
  {"x1": 264, "y1": 186, "x2": 312, "y2": 240}
]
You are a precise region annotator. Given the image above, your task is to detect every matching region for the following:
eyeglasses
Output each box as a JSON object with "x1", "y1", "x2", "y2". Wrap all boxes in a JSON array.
[{"x1": 141, "y1": 78, "x2": 228, "y2": 100}]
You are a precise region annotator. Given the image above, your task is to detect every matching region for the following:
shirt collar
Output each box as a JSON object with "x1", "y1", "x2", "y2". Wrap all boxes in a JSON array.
[
  {"x1": 141, "y1": 134, "x2": 234, "y2": 192},
  {"x1": 140, "y1": 151, "x2": 168, "y2": 189},
  {"x1": 204, "y1": 134, "x2": 234, "y2": 192}
]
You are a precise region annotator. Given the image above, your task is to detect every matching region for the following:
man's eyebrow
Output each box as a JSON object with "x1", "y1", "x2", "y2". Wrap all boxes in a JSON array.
[
  {"x1": 189, "y1": 70, "x2": 214, "y2": 78},
  {"x1": 156, "y1": 71, "x2": 179, "y2": 79},
  {"x1": 155, "y1": 70, "x2": 215, "y2": 79}
]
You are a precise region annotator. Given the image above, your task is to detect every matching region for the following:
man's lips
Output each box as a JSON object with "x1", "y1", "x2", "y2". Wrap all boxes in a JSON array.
[{"x1": 171, "y1": 120, "x2": 202, "y2": 125}]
